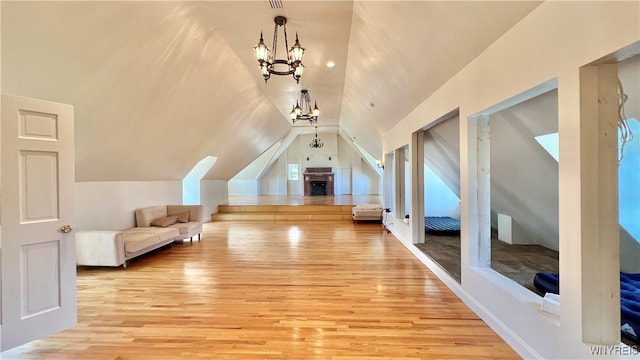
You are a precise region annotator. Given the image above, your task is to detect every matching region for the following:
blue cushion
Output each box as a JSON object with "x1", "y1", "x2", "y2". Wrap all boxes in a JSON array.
[
  {"x1": 534, "y1": 272, "x2": 640, "y2": 342},
  {"x1": 533, "y1": 272, "x2": 559, "y2": 295}
]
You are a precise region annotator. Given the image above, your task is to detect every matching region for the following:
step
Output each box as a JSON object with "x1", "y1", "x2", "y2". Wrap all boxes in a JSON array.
[
  {"x1": 212, "y1": 204, "x2": 354, "y2": 221},
  {"x1": 218, "y1": 204, "x2": 352, "y2": 213}
]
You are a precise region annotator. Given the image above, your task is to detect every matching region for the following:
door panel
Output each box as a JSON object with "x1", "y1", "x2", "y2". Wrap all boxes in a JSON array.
[
  {"x1": 21, "y1": 241, "x2": 60, "y2": 318},
  {"x1": 341, "y1": 168, "x2": 352, "y2": 195},
  {"x1": 1, "y1": 94, "x2": 76, "y2": 351},
  {"x1": 21, "y1": 151, "x2": 59, "y2": 221}
]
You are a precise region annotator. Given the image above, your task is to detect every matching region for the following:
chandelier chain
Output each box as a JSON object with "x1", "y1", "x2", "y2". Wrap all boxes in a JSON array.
[{"x1": 271, "y1": 22, "x2": 278, "y2": 65}]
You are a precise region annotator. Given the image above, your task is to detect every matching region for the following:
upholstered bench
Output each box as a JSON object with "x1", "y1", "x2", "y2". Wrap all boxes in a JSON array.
[
  {"x1": 76, "y1": 227, "x2": 178, "y2": 267},
  {"x1": 352, "y1": 204, "x2": 384, "y2": 223}
]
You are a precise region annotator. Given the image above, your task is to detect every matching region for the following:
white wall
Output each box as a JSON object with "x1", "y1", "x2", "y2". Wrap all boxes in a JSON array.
[
  {"x1": 358, "y1": 158, "x2": 380, "y2": 195},
  {"x1": 259, "y1": 154, "x2": 287, "y2": 195},
  {"x1": 382, "y1": 2, "x2": 639, "y2": 359},
  {"x1": 201, "y1": 179, "x2": 228, "y2": 220},
  {"x1": 228, "y1": 140, "x2": 280, "y2": 196},
  {"x1": 0, "y1": 3, "x2": 3, "y2": 343},
  {"x1": 228, "y1": 179, "x2": 258, "y2": 196},
  {"x1": 424, "y1": 164, "x2": 460, "y2": 219},
  {"x1": 75, "y1": 181, "x2": 182, "y2": 230},
  {"x1": 423, "y1": 116, "x2": 461, "y2": 218},
  {"x1": 258, "y1": 133, "x2": 381, "y2": 196},
  {"x1": 300, "y1": 132, "x2": 337, "y2": 168},
  {"x1": 75, "y1": 179, "x2": 227, "y2": 230}
]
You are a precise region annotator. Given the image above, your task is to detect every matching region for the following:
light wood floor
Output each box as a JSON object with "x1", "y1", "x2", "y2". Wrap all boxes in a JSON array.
[
  {"x1": 3, "y1": 220, "x2": 520, "y2": 359},
  {"x1": 415, "y1": 232, "x2": 559, "y2": 293}
]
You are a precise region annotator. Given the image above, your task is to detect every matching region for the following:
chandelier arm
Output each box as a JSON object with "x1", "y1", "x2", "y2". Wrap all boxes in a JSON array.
[
  {"x1": 283, "y1": 23, "x2": 291, "y2": 65},
  {"x1": 268, "y1": 60, "x2": 295, "y2": 75}
]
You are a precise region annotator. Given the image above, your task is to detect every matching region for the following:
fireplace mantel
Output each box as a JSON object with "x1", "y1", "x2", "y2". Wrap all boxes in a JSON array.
[{"x1": 304, "y1": 167, "x2": 334, "y2": 196}]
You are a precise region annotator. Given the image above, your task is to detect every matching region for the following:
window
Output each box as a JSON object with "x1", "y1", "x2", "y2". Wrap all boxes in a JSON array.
[
  {"x1": 288, "y1": 164, "x2": 299, "y2": 181},
  {"x1": 534, "y1": 132, "x2": 559, "y2": 162}
]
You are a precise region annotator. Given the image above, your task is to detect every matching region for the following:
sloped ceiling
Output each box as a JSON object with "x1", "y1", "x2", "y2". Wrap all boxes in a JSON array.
[
  {"x1": 424, "y1": 114, "x2": 460, "y2": 197},
  {"x1": 1, "y1": 1, "x2": 541, "y2": 182}
]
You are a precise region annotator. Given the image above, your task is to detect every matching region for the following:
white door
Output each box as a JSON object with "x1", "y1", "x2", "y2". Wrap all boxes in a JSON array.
[
  {"x1": 1, "y1": 94, "x2": 76, "y2": 351},
  {"x1": 341, "y1": 168, "x2": 352, "y2": 195}
]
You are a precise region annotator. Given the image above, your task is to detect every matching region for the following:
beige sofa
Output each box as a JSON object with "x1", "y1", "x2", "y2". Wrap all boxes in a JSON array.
[
  {"x1": 76, "y1": 205, "x2": 204, "y2": 268},
  {"x1": 352, "y1": 204, "x2": 384, "y2": 223},
  {"x1": 135, "y1": 205, "x2": 203, "y2": 242}
]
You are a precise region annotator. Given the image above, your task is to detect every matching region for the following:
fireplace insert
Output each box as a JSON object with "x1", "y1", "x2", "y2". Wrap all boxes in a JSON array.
[{"x1": 310, "y1": 181, "x2": 327, "y2": 196}]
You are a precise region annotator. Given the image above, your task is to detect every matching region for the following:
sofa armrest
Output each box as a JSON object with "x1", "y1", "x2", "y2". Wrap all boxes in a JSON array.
[{"x1": 75, "y1": 230, "x2": 126, "y2": 267}]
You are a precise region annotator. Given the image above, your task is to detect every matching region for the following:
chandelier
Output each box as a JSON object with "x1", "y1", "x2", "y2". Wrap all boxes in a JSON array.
[
  {"x1": 309, "y1": 127, "x2": 324, "y2": 148},
  {"x1": 254, "y1": 16, "x2": 305, "y2": 83},
  {"x1": 290, "y1": 90, "x2": 319, "y2": 124}
]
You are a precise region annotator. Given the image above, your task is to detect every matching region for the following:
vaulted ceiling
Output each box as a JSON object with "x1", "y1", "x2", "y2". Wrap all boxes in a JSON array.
[{"x1": 1, "y1": 1, "x2": 542, "y2": 182}]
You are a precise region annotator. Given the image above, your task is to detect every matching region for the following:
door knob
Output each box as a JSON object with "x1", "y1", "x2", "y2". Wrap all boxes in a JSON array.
[{"x1": 60, "y1": 225, "x2": 72, "y2": 233}]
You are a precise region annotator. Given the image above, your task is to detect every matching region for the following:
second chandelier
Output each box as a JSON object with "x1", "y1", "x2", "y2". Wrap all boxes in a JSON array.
[{"x1": 290, "y1": 89, "x2": 319, "y2": 124}]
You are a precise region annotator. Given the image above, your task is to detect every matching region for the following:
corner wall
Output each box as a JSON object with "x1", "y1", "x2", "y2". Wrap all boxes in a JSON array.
[
  {"x1": 75, "y1": 179, "x2": 227, "y2": 230},
  {"x1": 75, "y1": 181, "x2": 182, "y2": 231},
  {"x1": 201, "y1": 179, "x2": 228, "y2": 220},
  {"x1": 382, "y1": 2, "x2": 639, "y2": 359}
]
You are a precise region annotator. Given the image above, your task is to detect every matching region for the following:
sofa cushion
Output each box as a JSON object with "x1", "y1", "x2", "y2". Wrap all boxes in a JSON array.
[
  {"x1": 122, "y1": 227, "x2": 178, "y2": 254},
  {"x1": 150, "y1": 215, "x2": 178, "y2": 227},
  {"x1": 136, "y1": 206, "x2": 169, "y2": 227},
  {"x1": 352, "y1": 205, "x2": 383, "y2": 222},
  {"x1": 355, "y1": 204, "x2": 383, "y2": 210},
  {"x1": 169, "y1": 221, "x2": 200, "y2": 236},
  {"x1": 353, "y1": 209, "x2": 383, "y2": 217},
  {"x1": 175, "y1": 211, "x2": 190, "y2": 223},
  {"x1": 167, "y1": 205, "x2": 203, "y2": 223}
]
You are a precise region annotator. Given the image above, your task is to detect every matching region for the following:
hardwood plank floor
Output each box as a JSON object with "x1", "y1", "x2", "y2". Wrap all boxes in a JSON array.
[
  {"x1": 3, "y1": 220, "x2": 520, "y2": 359},
  {"x1": 415, "y1": 232, "x2": 559, "y2": 293}
]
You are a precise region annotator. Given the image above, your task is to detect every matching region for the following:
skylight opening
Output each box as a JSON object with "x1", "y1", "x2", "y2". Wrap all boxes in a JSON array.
[
  {"x1": 534, "y1": 133, "x2": 559, "y2": 162},
  {"x1": 535, "y1": 124, "x2": 639, "y2": 243},
  {"x1": 618, "y1": 118, "x2": 639, "y2": 243}
]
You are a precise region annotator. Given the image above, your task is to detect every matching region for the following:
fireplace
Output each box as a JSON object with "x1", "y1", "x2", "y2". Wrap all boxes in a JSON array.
[
  {"x1": 304, "y1": 167, "x2": 334, "y2": 196},
  {"x1": 310, "y1": 181, "x2": 327, "y2": 196}
]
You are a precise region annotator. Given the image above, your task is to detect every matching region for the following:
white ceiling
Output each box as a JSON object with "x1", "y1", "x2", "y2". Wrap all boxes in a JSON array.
[{"x1": 1, "y1": 1, "x2": 542, "y2": 181}]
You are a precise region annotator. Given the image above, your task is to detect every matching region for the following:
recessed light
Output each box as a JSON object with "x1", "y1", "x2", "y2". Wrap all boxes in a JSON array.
[{"x1": 326, "y1": 61, "x2": 335, "y2": 68}]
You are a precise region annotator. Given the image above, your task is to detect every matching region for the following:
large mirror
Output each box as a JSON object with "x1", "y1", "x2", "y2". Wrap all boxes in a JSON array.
[
  {"x1": 489, "y1": 89, "x2": 559, "y2": 293},
  {"x1": 414, "y1": 114, "x2": 461, "y2": 282}
]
